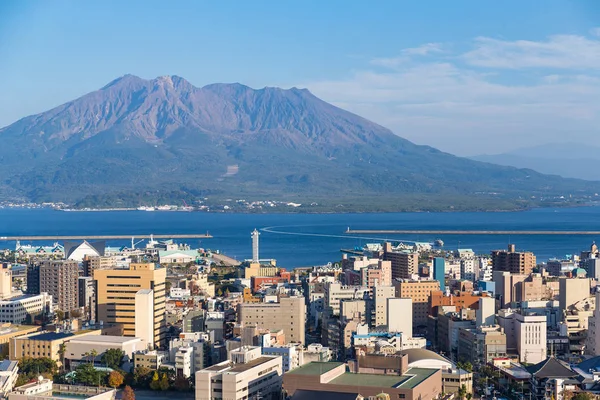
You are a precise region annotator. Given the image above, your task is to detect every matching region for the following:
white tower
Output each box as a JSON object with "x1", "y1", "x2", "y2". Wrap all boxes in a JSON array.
[{"x1": 251, "y1": 229, "x2": 260, "y2": 263}]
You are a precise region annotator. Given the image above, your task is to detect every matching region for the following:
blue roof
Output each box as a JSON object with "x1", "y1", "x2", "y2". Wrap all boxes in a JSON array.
[{"x1": 28, "y1": 332, "x2": 74, "y2": 341}]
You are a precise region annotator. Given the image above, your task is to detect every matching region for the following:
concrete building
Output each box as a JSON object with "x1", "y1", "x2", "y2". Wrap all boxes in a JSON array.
[
  {"x1": 491, "y1": 244, "x2": 536, "y2": 275},
  {"x1": 458, "y1": 325, "x2": 507, "y2": 366},
  {"x1": 262, "y1": 344, "x2": 301, "y2": 372},
  {"x1": 0, "y1": 266, "x2": 12, "y2": 300},
  {"x1": 383, "y1": 243, "x2": 419, "y2": 280},
  {"x1": 460, "y1": 258, "x2": 477, "y2": 282},
  {"x1": 395, "y1": 280, "x2": 440, "y2": 329},
  {"x1": 82, "y1": 255, "x2": 116, "y2": 277},
  {"x1": 38, "y1": 260, "x2": 78, "y2": 313},
  {"x1": 433, "y1": 258, "x2": 445, "y2": 291},
  {"x1": 65, "y1": 240, "x2": 104, "y2": 262},
  {"x1": 547, "y1": 259, "x2": 577, "y2": 277},
  {"x1": 387, "y1": 298, "x2": 413, "y2": 335},
  {"x1": 515, "y1": 313, "x2": 547, "y2": 364},
  {"x1": 284, "y1": 361, "x2": 442, "y2": 399},
  {"x1": 476, "y1": 296, "x2": 496, "y2": 327},
  {"x1": 10, "y1": 330, "x2": 101, "y2": 364},
  {"x1": 183, "y1": 309, "x2": 205, "y2": 333},
  {"x1": 587, "y1": 291, "x2": 600, "y2": 356},
  {"x1": 324, "y1": 283, "x2": 369, "y2": 316},
  {"x1": 94, "y1": 263, "x2": 167, "y2": 347},
  {"x1": 205, "y1": 311, "x2": 225, "y2": 342},
  {"x1": 0, "y1": 325, "x2": 41, "y2": 357},
  {"x1": 135, "y1": 289, "x2": 154, "y2": 349},
  {"x1": 360, "y1": 260, "x2": 392, "y2": 288},
  {"x1": 64, "y1": 335, "x2": 145, "y2": 368},
  {"x1": 0, "y1": 294, "x2": 52, "y2": 324},
  {"x1": 77, "y1": 277, "x2": 95, "y2": 320},
  {"x1": 133, "y1": 350, "x2": 168, "y2": 370},
  {"x1": 195, "y1": 355, "x2": 282, "y2": 400},
  {"x1": 373, "y1": 285, "x2": 395, "y2": 328},
  {"x1": 0, "y1": 360, "x2": 19, "y2": 398},
  {"x1": 239, "y1": 296, "x2": 306, "y2": 344},
  {"x1": 559, "y1": 277, "x2": 591, "y2": 313}
]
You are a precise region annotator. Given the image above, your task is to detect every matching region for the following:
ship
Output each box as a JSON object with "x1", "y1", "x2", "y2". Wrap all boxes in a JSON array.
[{"x1": 434, "y1": 239, "x2": 444, "y2": 247}]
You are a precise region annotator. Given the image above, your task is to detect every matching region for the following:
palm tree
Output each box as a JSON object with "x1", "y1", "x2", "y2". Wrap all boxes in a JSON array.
[
  {"x1": 58, "y1": 343, "x2": 66, "y2": 372},
  {"x1": 458, "y1": 384, "x2": 467, "y2": 400},
  {"x1": 90, "y1": 349, "x2": 98, "y2": 365}
]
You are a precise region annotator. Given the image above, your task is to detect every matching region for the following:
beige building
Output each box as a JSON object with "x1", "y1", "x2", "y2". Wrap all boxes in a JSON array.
[
  {"x1": 0, "y1": 325, "x2": 41, "y2": 358},
  {"x1": 10, "y1": 330, "x2": 101, "y2": 364},
  {"x1": 82, "y1": 255, "x2": 116, "y2": 277},
  {"x1": 65, "y1": 335, "x2": 145, "y2": 367},
  {"x1": 388, "y1": 298, "x2": 413, "y2": 335},
  {"x1": 195, "y1": 356, "x2": 282, "y2": 400},
  {"x1": 395, "y1": 280, "x2": 440, "y2": 328},
  {"x1": 491, "y1": 244, "x2": 536, "y2": 275},
  {"x1": 324, "y1": 283, "x2": 370, "y2": 316},
  {"x1": 559, "y1": 277, "x2": 591, "y2": 313},
  {"x1": 244, "y1": 261, "x2": 278, "y2": 279},
  {"x1": 383, "y1": 243, "x2": 419, "y2": 280},
  {"x1": 0, "y1": 265, "x2": 12, "y2": 300},
  {"x1": 94, "y1": 263, "x2": 167, "y2": 347},
  {"x1": 39, "y1": 260, "x2": 78, "y2": 313},
  {"x1": 134, "y1": 350, "x2": 168, "y2": 370},
  {"x1": 373, "y1": 285, "x2": 396, "y2": 327},
  {"x1": 239, "y1": 296, "x2": 306, "y2": 344}
]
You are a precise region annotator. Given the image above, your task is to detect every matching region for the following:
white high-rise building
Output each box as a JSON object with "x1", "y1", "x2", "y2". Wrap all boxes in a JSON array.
[
  {"x1": 251, "y1": 229, "x2": 260, "y2": 262},
  {"x1": 387, "y1": 298, "x2": 412, "y2": 335},
  {"x1": 515, "y1": 313, "x2": 547, "y2": 364},
  {"x1": 476, "y1": 297, "x2": 496, "y2": 327},
  {"x1": 135, "y1": 289, "x2": 154, "y2": 349}
]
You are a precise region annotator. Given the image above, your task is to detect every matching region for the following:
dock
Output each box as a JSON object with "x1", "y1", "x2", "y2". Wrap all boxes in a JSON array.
[
  {"x1": 0, "y1": 234, "x2": 212, "y2": 241},
  {"x1": 345, "y1": 229, "x2": 600, "y2": 235}
]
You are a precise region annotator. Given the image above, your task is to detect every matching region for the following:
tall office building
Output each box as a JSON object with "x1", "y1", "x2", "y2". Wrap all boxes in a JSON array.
[
  {"x1": 38, "y1": 260, "x2": 78, "y2": 313},
  {"x1": 395, "y1": 280, "x2": 440, "y2": 328},
  {"x1": 25, "y1": 263, "x2": 40, "y2": 295},
  {"x1": 491, "y1": 244, "x2": 536, "y2": 275},
  {"x1": 387, "y1": 298, "x2": 413, "y2": 335},
  {"x1": 251, "y1": 229, "x2": 260, "y2": 263},
  {"x1": 78, "y1": 276, "x2": 96, "y2": 320},
  {"x1": 433, "y1": 258, "x2": 445, "y2": 292},
  {"x1": 94, "y1": 263, "x2": 167, "y2": 347}
]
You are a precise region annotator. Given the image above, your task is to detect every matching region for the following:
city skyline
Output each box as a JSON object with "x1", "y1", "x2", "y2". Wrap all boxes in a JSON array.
[{"x1": 1, "y1": 1, "x2": 599, "y2": 154}]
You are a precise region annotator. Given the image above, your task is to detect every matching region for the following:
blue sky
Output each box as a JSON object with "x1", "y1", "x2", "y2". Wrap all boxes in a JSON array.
[{"x1": 1, "y1": 0, "x2": 599, "y2": 154}]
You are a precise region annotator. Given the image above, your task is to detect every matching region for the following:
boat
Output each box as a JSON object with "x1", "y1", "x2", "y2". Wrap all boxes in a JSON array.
[{"x1": 434, "y1": 239, "x2": 444, "y2": 247}]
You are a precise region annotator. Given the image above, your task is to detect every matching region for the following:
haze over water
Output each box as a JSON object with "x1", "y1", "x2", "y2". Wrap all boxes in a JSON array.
[{"x1": 1, "y1": 207, "x2": 599, "y2": 268}]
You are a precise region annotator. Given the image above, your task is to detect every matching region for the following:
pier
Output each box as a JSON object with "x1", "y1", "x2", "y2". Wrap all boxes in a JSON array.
[
  {"x1": 345, "y1": 229, "x2": 600, "y2": 235},
  {"x1": 0, "y1": 233, "x2": 212, "y2": 241}
]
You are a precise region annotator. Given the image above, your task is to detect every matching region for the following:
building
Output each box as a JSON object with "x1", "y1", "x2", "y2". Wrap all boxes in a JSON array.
[
  {"x1": 82, "y1": 256, "x2": 116, "y2": 277},
  {"x1": 383, "y1": 243, "x2": 419, "y2": 280},
  {"x1": 0, "y1": 360, "x2": 19, "y2": 398},
  {"x1": 134, "y1": 289, "x2": 154, "y2": 349},
  {"x1": 515, "y1": 313, "x2": 547, "y2": 364},
  {"x1": 324, "y1": 283, "x2": 369, "y2": 317},
  {"x1": 458, "y1": 325, "x2": 507, "y2": 366},
  {"x1": 133, "y1": 350, "x2": 168, "y2": 370},
  {"x1": 239, "y1": 296, "x2": 306, "y2": 344},
  {"x1": 360, "y1": 260, "x2": 392, "y2": 288},
  {"x1": 387, "y1": 298, "x2": 412, "y2": 335},
  {"x1": 77, "y1": 277, "x2": 95, "y2": 320},
  {"x1": 251, "y1": 228, "x2": 260, "y2": 263},
  {"x1": 64, "y1": 240, "x2": 104, "y2": 262},
  {"x1": 10, "y1": 330, "x2": 101, "y2": 364},
  {"x1": 94, "y1": 263, "x2": 167, "y2": 347},
  {"x1": 283, "y1": 361, "x2": 442, "y2": 399},
  {"x1": 491, "y1": 244, "x2": 536, "y2": 275},
  {"x1": 38, "y1": 260, "x2": 78, "y2": 313},
  {"x1": 262, "y1": 344, "x2": 301, "y2": 372},
  {"x1": 433, "y1": 258, "x2": 445, "y2": 291},
  {"x1": 373, "y1": 286, "x2": 395, "y2": 328},
  {"x1": 395, "y1": 280, "x2": 440, "y2": 329},
  {"x1": 0, "y1": 325, "x2": 41, "y2": 357},
  {"x1": 559, "y1": 277, "x2": 591, "y2": 312},
  {"x1": 0, "y1": 294, "x2": 52, "y2": 324},
  {"x1": 476, "y1": 296, "x2": 495, "y2": 327},
  {"x1": 183, "y1": 309, "x2": 205, "y2": 333},
  {"x1": 64, "y1": 335, "x2": 145, "y2": 369},
  {"x1": 195, "y1": 356, "x2": 282, "y2": 400},
  {"x1": 0, "y1": 266, "x2": 12, "y2": 300},
  {"x1": 527, "y1": 357, "x2": 579, "y2": 400},
  {"x1": 7, "y1": 379, "x2": 115, "y2": 400}
]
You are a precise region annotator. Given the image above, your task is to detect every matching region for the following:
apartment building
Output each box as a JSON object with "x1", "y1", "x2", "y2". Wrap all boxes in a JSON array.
[
  {"x1": 82, "y1": 255, "x2": 116, "y2": 277},
  {"x1": 383, "y1": 243, "x2": 419, "y2": 280},
  {"x1": 238, "y1": 296, "x2": 306, "y2": 344},
  {"x1": 195, "y1": 355, "x2": 282, "y2": 400},
  {"x1": 94, "y1": 263, "x2": 167, "y2": 347},
  {"x1": 360, "y1": 260, "x2": 392, "y2": 288},
  {"x1": 373, "y1": 285, "x2": 396, "y2": 328},
  {"x1": 395, "y1": 280, "x2": 440, "y2": 328},
  {"x1": 29, "y1": 260, "x2": 78, "y2": 313},
  {"x1": 491, "y1": 244, "x2": 536, "y2": 275}
]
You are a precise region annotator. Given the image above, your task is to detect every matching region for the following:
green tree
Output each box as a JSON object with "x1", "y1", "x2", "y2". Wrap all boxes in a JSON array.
[
  {"x1": 149, "y1": 371, "x2": 160, "y2": 391},
  {"x1": 74, "y1": 363, "x2": 105, "y2": 386},
  {"x1": 132, "y1": 366, "x2": 152, "y2": 388},
  {"x1": 122, "y1": 385, "x2": 136, "y2": 400},
  {"x1": 18, "y1": 357, "x2": 58, "y2": 377},
  {"x1": 101, "y1": 349, "x2": 125, "y2": 370},
  {"x1": 55, "y1": 310, "x2": 65, "y2": 321},
  {"x1": 458, "y1": 384, "x2": 467, "y2": 400},
  {"x1": 159, "y1": 373, "x2": 170, "y2": 391},
  {"x1": 571, "y1": 394, "x2": 595, "y2": 400}
]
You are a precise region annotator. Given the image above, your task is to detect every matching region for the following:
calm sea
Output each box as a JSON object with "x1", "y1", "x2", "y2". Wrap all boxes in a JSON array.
[{"x1": 1, "y1": 207, "x2": 599, "y2": 268}]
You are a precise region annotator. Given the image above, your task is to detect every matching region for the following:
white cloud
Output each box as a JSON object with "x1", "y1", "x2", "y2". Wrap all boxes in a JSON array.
[
  {"x1": 590, "y1": 27, "x2": 600, "y2": 37},
  {"x1": 402, "y1": 42, "x2": 443, "y2": 56},
  {"x1": 370, "y1": 43, "x2": 444, "y2": 69},
  {"x1": 302, "y1": 32, "x2": 600, "y2": 155},
  {"x1": 463, "y1": 34, "x2": 600, "y2": 69}
]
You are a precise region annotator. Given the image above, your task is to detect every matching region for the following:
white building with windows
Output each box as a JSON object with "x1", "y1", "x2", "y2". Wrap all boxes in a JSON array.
[{"x1": 0, "y1": 293, "x2": 52, "y2": 324}]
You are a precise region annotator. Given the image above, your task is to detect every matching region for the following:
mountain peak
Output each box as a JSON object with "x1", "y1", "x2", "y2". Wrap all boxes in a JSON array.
[{"x1": 101, "y1": 74, "x2": 145, "y2": 90}]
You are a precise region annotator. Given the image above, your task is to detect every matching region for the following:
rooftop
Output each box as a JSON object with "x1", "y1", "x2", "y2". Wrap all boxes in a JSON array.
[
  {"x1": 67, "y1": 335, "x2": 140, "y2": 344},
  {"x1": 25, "y1": 332, "x2": 75, "y2": 341},
  {"x1": 329, "y1": 368, "x2": 438, "y2": 389},
  {"x1": 229, "y1": 356, "x2": 279, "y2": 373},
  {"x1": 286, "y1": 362, "x2": 344, "y2": 376}
]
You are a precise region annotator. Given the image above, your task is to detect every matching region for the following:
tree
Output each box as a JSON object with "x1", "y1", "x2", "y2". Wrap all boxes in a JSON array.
[
  {"x1": 74, "y1": 363, "x2": 105, "y2": 386},
  {"x1": 165, "y1": 281, "x2": 172, "y2": 292},
  {"x1": 101, "y1": 349, "x2": 125, "y2": 370},
  {"x1": 70, "y1": 309, "x2": 82, "y2": 319},
  {"x1": 108, "y1": 370, "x2": 124, "y2": 388},
  {"x1": 132, "y1": 366, "x2": 152, "y2": 388},
  {"x1": 466, "y1": 394, "x2": 472, "y2": 400},
  {"x1": 571, "y1": 394, "x2": 595, "y2": 400},
  {"x1": 149, "y1": 371, "x2": 160, "y2": 391},
  {"x1": 458, "y1": 384, "x2": 467, "y2": 400},
  {"x1": 55, "y1": 310, "x2": 65, "y2": 321},
  {"x1": 173, "y1": 376, "x2": 190, "y2": 392},
  {"x1": 122, "y1": 385, "x2": 135, "y2": 400},
  {"x1": 159, "y1": 373, "x2": 170, "y2": 391}
]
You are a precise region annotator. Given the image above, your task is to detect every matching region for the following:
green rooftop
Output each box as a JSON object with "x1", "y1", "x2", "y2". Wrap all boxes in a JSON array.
[
  {"x1": 286, "y1": 362, "x2": 344, "y2": 375},
  {"x1": 329, "y1": 368, "x2": 438, "y2": 390}
]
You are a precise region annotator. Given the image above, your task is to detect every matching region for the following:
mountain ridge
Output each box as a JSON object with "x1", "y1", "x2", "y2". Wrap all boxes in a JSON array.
[{"x1": 0, "y1": 74, "x2": 597, "y2": 211}]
